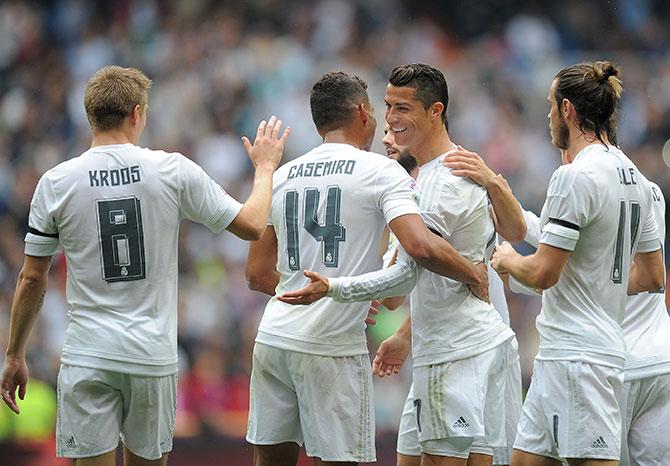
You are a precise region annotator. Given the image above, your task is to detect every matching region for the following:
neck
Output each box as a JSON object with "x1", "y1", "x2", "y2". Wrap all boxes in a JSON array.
[
  {"x1": 90, "y1": 128, "x2": 135, "y2": 149},
  {"x1": 564, "y1": 130, "x2": 610, "y2": 162},
  {"x1": 411, "y1": 127, "x2": 456, "y2": 166},
  {"x1": 322, "y1": 128, "x2": 362, "y2": 150}
]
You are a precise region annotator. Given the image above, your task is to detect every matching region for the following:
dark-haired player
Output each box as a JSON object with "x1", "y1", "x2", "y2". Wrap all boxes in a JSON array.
[
  {"x1": 491, "y1": 62, "x2": 664, "y2": 466},
  {"x1": 280, "y1": 64, "x2": 523, "y2": 466},
  {"x1": 244, "y1": 71, "x2": 488, "y2": 466}
]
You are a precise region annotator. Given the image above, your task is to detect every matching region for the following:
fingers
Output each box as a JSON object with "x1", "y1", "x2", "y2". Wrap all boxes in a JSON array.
[
  {"x1": 270, "y1": 118, "x2": 282, "y2": 139},
  {"x1": 365, "y1": 317, "x2": 377, "y2": 326},
  {"x1": 256, "y1": 119, "x2": 267, "y2": 141},
  {"x1": 18, "y1": 382, "x2": 26, "y2": 400},
  {"x1": 303, "y1": 270, "x2": 321, "y2": 281},
  {"x1": 279, "y1": 126, "x2": 291, "y2": 144},
  {"x1": 241, "y1": 136, "x2": 252, "y2": 155},
  {"x1": 1, "y1": 386, "x2": 19, "y2": 414}
]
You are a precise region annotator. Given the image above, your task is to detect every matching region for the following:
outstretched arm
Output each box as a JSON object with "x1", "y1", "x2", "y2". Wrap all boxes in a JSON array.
[
  {"x1": 443, "y1": 147, "x2": 526, "y2": 242},
  {"x1": 246, "y1": 226, "x2": 280, "y2": 295},
  {"x1": 278, "y1": 247, "x2": 419, "y2": 305},
  {"x1": 2, "y1": 255, "x2": 51, "y2": 414}
]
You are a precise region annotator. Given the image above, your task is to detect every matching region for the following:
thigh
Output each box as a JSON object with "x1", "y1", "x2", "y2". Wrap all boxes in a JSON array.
[
  {"x1": 291, "y1": 352, "x2": 375, "y2": 463},
  {"x1": 57, "y1": 365, "x2": 123, "y2": 459},
  {"x1": 512, "y1": 361, "x2": 561, "y2": 462},
  {"x1": 413, "y1": 359, "x2": 484, "y2": 445},
  {"x1": 626, "y1": 373, "x2": 670, "y2": 465},
  {"x1": 397, "y1": 383, "x2": 422, "y2": 457},
  {"x1": 515, "y1": 360, "x2": 623, "y2": 462},
  {"x1": 493, "y1": 340, "x2": 522, "y2": 466},
  {"x1": 120, "y1": 373, "x2": 177, "y2": 461},
  {"x1": 246, "y1": 344, "x2": 303, "y2": 447}
]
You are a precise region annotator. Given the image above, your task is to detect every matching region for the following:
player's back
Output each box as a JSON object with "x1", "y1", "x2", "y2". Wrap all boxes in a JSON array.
[
  {"x1": 256, "y1": 143, "x2": 419, "y2": 356},
  {"x1": 537, "y1": 144, "x2": 657, "y2": 367},
  {"x1": 31, "y1": 143, "x2": 240, "y2": 374},
  {"x1": 409, "y1": 156, "x2": 513, "y2": 366}
]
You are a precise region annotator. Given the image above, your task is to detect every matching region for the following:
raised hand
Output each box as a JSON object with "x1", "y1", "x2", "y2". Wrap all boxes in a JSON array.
[
  {"x1": 277, "y1": 270, "x2": 329, "y2": 305},
  {"x1": 241, "y1": 116, "x2": 291, "y2": 171},
  {"x1": 443, "y1": 145, "x2": 496, "y2": 188},
  {"x1": 372, "y1": 331, "x2": 411, "y2": 378},
  {"x1": 1, "y1": 356, "x2": 28, "y2": 414}
]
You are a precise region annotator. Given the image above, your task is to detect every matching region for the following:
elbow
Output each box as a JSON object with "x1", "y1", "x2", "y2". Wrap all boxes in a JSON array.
[
  {"x1": 508, "y1": 223, "x2": 527, "y2": 243},
  {"x1": 19, "y1": 269, "x2": 47, "y2": 290},
  {"x1": 245, "y1": 269, "x2": 264, "y2": 292},
  {"x1": 239, "y1": 224, "x2": 266, "y2": 241},
  {"x1": 533, "y1": 269, "x2": 560, "y2": 290},
  {"x1": 403, "y1": 241, "x2": 432, "y2": 265}
]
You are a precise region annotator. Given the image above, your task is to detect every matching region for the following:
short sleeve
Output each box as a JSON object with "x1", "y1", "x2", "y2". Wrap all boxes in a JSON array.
[
  {"x1": 539, "y1": 166, "x2": 593, "y2": 251},
  {"x1": 522, "y1": 209, "x2": 541, "y2": 247},
  {"x1": 636, "y1": 180, "x2": 663, "y2": 253},
  {"x1": 24, "y1": 174, "x2": 61, "y2": 257},
  {"x1": 375, "y1": 161, "x2": 421, "y2": 223},
  {"x1": 178, "y1": 156, "x2": 243, "y2": 233}
]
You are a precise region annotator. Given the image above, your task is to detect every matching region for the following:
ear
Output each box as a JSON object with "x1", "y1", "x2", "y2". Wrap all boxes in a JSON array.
[
  {"x1": 129, "y1": 104, "x2": 143, "y2": 126},
  {"x1": 562, "y1": 99, "x2": 574, "y2": 119},
  {"x1": 358, "y1": 103, "x2": 369, "y2": 125},
  {"x1": 430, "y1": 102, "x2": 445, "y2": 121}
]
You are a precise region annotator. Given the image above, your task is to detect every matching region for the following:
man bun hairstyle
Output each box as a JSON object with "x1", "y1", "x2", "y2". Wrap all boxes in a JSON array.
[
  {"x1": 554, "y1": 61, "x2": 622, "y2": 146},
  {"x1": 310, "y1": 72, "x2": 370, "y2": 133},
  {"x1": 389, "y1": 64, "x2": 449, "y2": 130},
  {"x1": 84, "y1": 66, "x2": 152, "y2": 132}
]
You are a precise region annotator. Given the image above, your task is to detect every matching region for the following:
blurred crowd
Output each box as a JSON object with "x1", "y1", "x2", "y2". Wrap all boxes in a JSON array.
[{"x1": 0, "y1": 0, "x2": 669, "y2": 446}]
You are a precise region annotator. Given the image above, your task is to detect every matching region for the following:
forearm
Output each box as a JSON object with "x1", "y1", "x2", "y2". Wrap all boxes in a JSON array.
[
  {"x1": 628, "y1": 250, "x2": 665, "y2": 295},
  {"x1": 228, "y1": 166, "x2": 274, "y2": 240},
  {"x1": 487, "y1": 177, "x2": 526, "y2": 242},
  {"x1": 5, "y1": 274, "x2": 47, "y2": 358},
  {"x1": 505, "y1": 253, "x2": 557, "y2": 290},
  {"x1": 329, "y1": 250, "x2": 418, "y2": 303},
  {"x1": 417, "y1": 234, "x2": 483, "y2": 286},
  {"x1": 248, "y1": 271, "x2": 280, "y2": 296},
  {"x1": 395, "y1": 315, "x2": 411, "y2": 340}
]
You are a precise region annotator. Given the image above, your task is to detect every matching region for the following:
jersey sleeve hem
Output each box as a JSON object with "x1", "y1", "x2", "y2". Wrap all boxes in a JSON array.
[
  {"x1": 539, "y1": 222, "x2": 579, "y2": 251},
  {"x1": 24, "y1": 233, "x2": 60, "y2": 256},
  {"x1": 207, "y1": 199, "x2": 243, "y2": 233},
  {"x1": 384, "y1": 204, "x2": 421, "y2": 225}
]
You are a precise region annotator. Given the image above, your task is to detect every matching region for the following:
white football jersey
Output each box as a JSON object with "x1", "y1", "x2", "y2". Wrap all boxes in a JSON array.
[
  {"x1": 326, "y1": 154, "x2": 513, "y2": 366},
  {"x1": 408, "y1": 156, "x2": 513, "y2": 366},
  {"x1": 255, "y1": 143, "x2": 421, "y2": 356},
  {"x1": 25, "y1": 143, "x2": 242, "y2": 375},
  {"x1": 622, "y1": 181, "x2": 669, "y2": 380},
  {"x1": 536, "y1": 145, "x2": 659, "y2": 368}
]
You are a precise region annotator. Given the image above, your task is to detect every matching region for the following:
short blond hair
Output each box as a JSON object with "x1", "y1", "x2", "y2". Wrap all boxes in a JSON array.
[{"x1": 84, "y1": 66, "x2": 152, "y2": 131}]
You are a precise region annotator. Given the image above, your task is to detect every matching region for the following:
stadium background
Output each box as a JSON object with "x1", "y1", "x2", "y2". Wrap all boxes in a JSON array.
[{"x1": 0, "y1": 0, "x2": 668, "y2": 464}]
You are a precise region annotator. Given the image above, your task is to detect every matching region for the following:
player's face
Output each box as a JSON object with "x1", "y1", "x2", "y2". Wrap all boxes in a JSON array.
[
  {"x1": 382, "y1": 124, "x2": 411, "y2": 160},
  {"x1": 384, "y1": 84, "x2": 431, "y2": 147},
  {"x1": 548, "y1": 80, "x2": 569, "y2": 151}
]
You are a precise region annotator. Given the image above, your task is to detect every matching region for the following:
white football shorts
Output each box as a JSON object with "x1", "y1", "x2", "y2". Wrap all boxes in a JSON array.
[
  {"x1": 620, "y1": 372, "x2": 670, "y2": 466},
  {"x1": 514, "y1": 359, "x2": 623, "y2": 461},
  {"x1": 398, "y1": 338, "x2": 514, "y2": 459},
  {"x1": 246, "y1": 343, "x2": 375, "y2": 463},
  {"x1": 56, "y1": 364, "x2": 176, "y2": 460}
]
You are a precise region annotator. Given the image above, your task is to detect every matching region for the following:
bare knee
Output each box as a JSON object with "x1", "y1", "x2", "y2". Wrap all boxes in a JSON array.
[
  {"x1": 254, "y1": 442, "x2": 301, "y2": 466},
  {"x1": 124, "y1": 446, "x2": 169, "y2": 466}
]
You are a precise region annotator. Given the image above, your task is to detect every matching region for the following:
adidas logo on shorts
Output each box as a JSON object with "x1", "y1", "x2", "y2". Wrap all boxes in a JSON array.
[
  {"x1": 67, "y1": 435, "x2": 76, "y2": 448},
  {"x1": 452, "y1": 416, "x2": 470, "y2": 428},
  {"x1": 591, "y1": 436, "x2": 608, "y2": 449}
]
